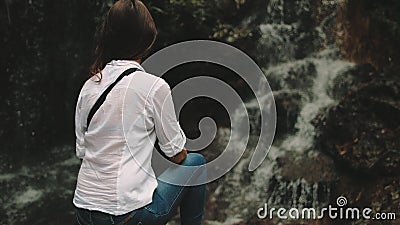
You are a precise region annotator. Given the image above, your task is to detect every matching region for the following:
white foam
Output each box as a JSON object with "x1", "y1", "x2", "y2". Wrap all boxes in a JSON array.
[
  {"x1": 14, "y1": 187, "x2": 43, "y2": 207},
  {"x1": 0, "y1": 173, "x2": 16, "y2": 181}
]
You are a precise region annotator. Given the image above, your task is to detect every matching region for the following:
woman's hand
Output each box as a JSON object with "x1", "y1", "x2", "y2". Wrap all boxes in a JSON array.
[{"x1": 169, "y1": 148, "x2": 187, "y2": 164}]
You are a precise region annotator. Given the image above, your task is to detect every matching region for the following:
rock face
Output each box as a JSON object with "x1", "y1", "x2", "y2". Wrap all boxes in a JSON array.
[
  {"x1": 0, "y1": 146, "x2": 80, "y2": 225},
  {"x1": 315, "y1": 65, "x2": 400, "y2": 176},
  {"x1": 274, "y1": 91, "x2": 302, "y2": 137},
  {"x1": 338, "y1": 0, "x2": 400, "y2": 71},
  {"x1": 313, "y1": 64, "x2": 400, "y2": 224},
  {"x1": 311, "y1": 0, "x2": 400, "y2": 223}
]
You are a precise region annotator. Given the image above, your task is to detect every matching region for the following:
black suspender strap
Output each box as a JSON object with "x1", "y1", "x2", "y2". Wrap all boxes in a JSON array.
[{"x1": 86, "y1": 68, "x2": 140, "y2": 130}]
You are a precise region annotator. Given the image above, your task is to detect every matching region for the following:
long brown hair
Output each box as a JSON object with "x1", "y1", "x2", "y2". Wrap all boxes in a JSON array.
[{"x1": 90, "y1": 0, "x2": 157, "y2": 81}]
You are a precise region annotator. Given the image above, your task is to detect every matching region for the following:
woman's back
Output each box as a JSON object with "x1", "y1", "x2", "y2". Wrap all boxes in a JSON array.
[
  {"x1": 74, "y1": 1, "x2": 206, "y2": 224},
  {"x1": 74, "y1": 60, "x2": 185, "y2": 215}
]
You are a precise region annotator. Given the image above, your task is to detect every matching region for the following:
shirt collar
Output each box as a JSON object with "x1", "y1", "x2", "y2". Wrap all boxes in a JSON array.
[{"x1": 107, "y1": 60, "x2": 145, "y2": 72}]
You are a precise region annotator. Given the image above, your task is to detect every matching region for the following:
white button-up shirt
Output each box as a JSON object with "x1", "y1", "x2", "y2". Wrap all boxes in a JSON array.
[{"x1": 73, "y1": 60, "x2": 186, "y2": 215}]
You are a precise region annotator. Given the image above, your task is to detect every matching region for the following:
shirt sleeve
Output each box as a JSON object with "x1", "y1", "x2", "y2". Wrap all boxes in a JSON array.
[
  {"x1": 75, "y1": 95, "x2": 86, "y2": 159},
  {"x1": 151, "y1": 80, "x2": 186, "y2": 157}
]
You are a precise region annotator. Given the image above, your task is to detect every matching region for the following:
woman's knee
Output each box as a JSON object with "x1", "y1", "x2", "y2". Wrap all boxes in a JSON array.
[{"x1": 182, "y1": 153, "x2": 205, "y2": 166}]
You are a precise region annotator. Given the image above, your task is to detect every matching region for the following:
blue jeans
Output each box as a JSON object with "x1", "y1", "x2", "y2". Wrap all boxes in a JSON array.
[{"x1": 76, "y1": 153, "x2": 206, "y2": 225}]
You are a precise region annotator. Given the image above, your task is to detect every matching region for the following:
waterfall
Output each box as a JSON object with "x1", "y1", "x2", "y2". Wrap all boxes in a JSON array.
[
  {"x1": 280, "y1": 51, "x2": 353, "y2": 152},
  {"x1": 208, "y1": 50, "x2": 353, "y2": 224},
  {"x1": 205, "y1": 1, "x2": 356, "y2": 224}
]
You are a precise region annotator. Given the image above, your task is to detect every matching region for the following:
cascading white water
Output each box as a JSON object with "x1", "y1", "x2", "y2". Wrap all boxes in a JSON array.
[
  {"x1": 280, "y1": 51, "x2": 353, "y2": 152},
  {"x1": 204, "y1": 0, "x2": 356, "y2": 224},
  {"x1": 207, "y1": 50, "x2": 353, "y2": 224}
]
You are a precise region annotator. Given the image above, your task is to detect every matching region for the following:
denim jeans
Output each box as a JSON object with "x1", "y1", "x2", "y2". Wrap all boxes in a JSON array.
[{"x1": 76, "y1": 153, "x2": 206, "y2": 225}]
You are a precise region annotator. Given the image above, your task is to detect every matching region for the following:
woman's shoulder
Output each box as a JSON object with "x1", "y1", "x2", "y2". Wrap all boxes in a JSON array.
[
  {"x1": 131, "y1": 71, "x2": 170, "y2": 92},
  {"x1": 79, "y1": 75, "x2": 102, "y2": 94}
]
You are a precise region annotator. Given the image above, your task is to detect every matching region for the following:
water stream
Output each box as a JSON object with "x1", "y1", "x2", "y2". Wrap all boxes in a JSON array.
[{"x1": 207, "y1": 50, "x2": 353, "y2": 224}]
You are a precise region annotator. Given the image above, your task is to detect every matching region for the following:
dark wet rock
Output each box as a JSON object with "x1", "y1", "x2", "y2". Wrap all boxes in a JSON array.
[
  {"x1": 1, "y1": 146, "x2": 80, "y2": 225},
  {"x1": 329, "y1": 174, "x2": 399, "y2": 225},
  {"x1": 315, "y1": 72, "x2": 400, "y2": 176},
  {"x1": 277, "y1": 152, "x2": 337, "y2": 183},
  {"x1": 227, "y1": 151, "x2": 337, "y2": 225},
  {"x1": 310, "y1": 1, "x2": 400, "y2": 221},
  {"x1": 266, "y1": 152, "x2": 336, "y2": 209},
  {"x1": 330, "y1": 63, "x2": 378, "y2": 100},
  {"x1": 244, "y1": 89, "x2": 302, "y2": 140},
  {"x1": 338, "y1": 0, "x2": 400, "y2": 72},
  {"x1": 274, "y1": 91, "x2": 302, "y2": 138},
  {"x1": 312, "y1": 59, "x2": 400, "y2": 224},
  {"x1": 265, "y1": 176, "x2": 332, "y2": 210}
]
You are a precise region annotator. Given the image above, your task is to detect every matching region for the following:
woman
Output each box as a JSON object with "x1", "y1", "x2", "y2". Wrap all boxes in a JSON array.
[{"x1": 73, "y1": 0, "x2": 206, "y2": 224}]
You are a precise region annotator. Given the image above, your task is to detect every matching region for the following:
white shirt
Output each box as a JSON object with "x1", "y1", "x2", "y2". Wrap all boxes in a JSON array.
[{"x1": 73, "y1": 60, "x2": 186, "y2": 215}]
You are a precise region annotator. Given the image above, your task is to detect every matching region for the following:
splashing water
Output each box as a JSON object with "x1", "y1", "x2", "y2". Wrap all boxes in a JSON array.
[
  {"x1": 206, "y1": 50, "x2": 353, "y2": 224},
  {"x1": 280, "y1": 51, "x2": 353, "y2": 152},
  {"x1": 204, "y1": 0, "x2": 354, "y2": 223}
]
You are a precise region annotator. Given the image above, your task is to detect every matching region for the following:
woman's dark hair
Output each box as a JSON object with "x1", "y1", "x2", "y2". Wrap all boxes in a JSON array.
[{"x1": 90, "y1": 0, "x2": 157, "y2": 81}]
